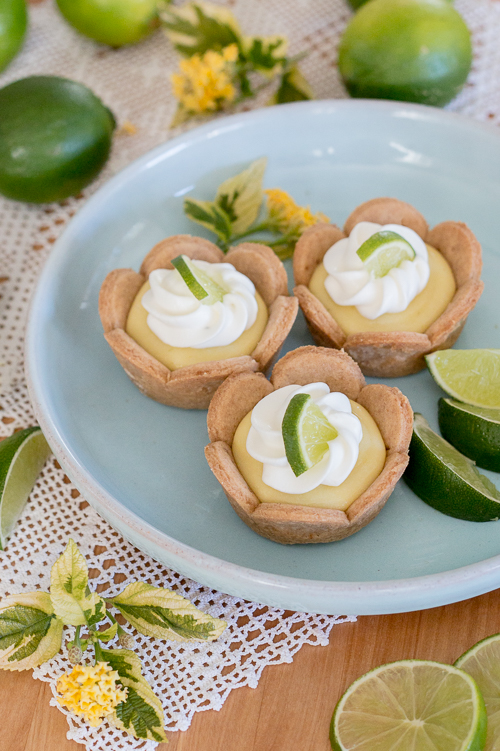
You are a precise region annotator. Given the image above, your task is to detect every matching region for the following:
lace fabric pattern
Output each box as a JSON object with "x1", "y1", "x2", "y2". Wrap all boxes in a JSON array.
[{"x1": 0, "y1": 0, "x2": 498, "y2": 748}]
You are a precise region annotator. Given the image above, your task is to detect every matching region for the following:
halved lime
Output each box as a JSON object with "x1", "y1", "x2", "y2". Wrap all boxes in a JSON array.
[
  {"x1": 330, "y1": 659, "x2": 487, "y2": 751},
  {"x1": 0, "y1": 0, "x2": 27, "y2": 73},
  {"x1": 0, "y1": 426, "x2": 51, "y2": 550},
  {"x1": 456, "y1": 633, "x2": 500, "y2": 751},
  {"x1": 171, "y1": 254, "x2": 227, "y2": 305},
  {"x1": 426, "y1": 349, "x2": 500, "y2": 409},
  {"x1": 356, "y1": 230, "x2": 416, "y2": 278},
  {"x1": 439, "y1": 398, "x2": 500, "y2": 472},
  {"x1": 404, "y1": 413, "x2": 500, "y2": 522},
  {"x1": 282, "y1": 393, "x2": 338, "y2": 477}
]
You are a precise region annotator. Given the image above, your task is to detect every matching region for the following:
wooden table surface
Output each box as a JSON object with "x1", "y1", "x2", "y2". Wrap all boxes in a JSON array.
[{"x1": 1, "y1": 588, "x2": 498, "y2": 751}]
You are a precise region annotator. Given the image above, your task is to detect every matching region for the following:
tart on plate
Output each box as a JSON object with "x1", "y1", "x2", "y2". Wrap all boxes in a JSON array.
[
  {"x1": 293, "y1": 198, "x2": 484, "y2": 377},
  {"x1": 99, "y1": 235, "x2": 298, "y2": 409},
  {"x1": 205, "y1": 346, "x2": 413, "y2": 544}
]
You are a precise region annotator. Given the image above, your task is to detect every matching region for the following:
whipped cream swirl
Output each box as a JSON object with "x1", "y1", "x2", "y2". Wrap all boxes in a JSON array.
[
  {"x1": 323, "y1": 222, "x2": 430, "y2": 319},
  {"x1": 246, "y1": 383, "x2": 362, "y2": 494},
  {"x1": 141, "y1": 259, "x2": 258, "y2": 349}
]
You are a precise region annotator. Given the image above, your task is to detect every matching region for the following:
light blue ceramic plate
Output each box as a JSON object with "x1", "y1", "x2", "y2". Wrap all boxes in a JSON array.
[{"x1": 26, "y1": 100, "x2": 500, "y2": 616}]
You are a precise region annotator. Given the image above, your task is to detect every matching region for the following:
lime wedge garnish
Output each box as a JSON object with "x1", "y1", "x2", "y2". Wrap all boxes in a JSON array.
[
  {"x1": 356, "y1": 229, "x2": 416, "y2": 277},
  {"x1": 439, "y1": 398, "x2": 500, "y2": 472},
  {"x1": 171, "y1": 254, "x2": 227, "y2": 305},
  {"x1": 426, "y1": 349, "x2": 500, "y2": 409},
  {"x1": 330, "y1": 659, "x2": 487, "y2": 751},
  {"x1": 404, "y1": 413, "x2": 500, "y2": 522},
  {"x1": 456, "y1": 633, "x2": 500, "y2": 751},
  {"x1": 0, "y1": 426, "x2": 51, "y2": 549},
  {"x1": 282, "y1": 393, "x2": 338, "y2": 477}
]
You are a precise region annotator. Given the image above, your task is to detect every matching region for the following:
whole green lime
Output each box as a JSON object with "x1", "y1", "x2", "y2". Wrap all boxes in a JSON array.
[
  {"x1": 0, "y1": 76, "x2": 116, "y2": 203},
  {"x1": 338, "y1": 0, "x2": 472, "y2": 107},
  {"x1": 347, "y1": 0, "x2": 453, "y2": 8},
  {"x1": 0, "y1": 0, "x2": 27, "y2": 72},
  {"x1": 56, "y1": 0, "x2": 158, "y2": 47}
]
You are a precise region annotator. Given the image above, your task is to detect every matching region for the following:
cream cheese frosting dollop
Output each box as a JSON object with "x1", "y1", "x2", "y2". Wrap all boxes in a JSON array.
[
  {"x1": 141, "y1": 259, "x2": 259, "y2": 348},
  {"x1": 323, "y1": 222, "x2": 430, "y2": 319},
  {"x1": 246, "y1": 382, "x2": 363, "y2": 494}
]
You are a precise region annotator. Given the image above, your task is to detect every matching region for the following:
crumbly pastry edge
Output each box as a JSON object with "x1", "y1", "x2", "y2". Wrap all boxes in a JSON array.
[
  {"x1": 98, "y1": 236, "x2": 298, "y2": 409},
  {"x1": 293, "y1": 198, "x2": 484, "y2": 377},
  {"x1": 205, "y1": 347, "x2": 413, "y2": 544}
]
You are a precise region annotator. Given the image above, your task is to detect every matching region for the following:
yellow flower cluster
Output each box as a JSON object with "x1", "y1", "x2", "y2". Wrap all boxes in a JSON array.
[
  {"x1": 264, "y1": 188, "x2": 329, "y2": 235},
  {"x1": 56, "y1": 662, "x2": 128, "y2": 728},
  {"x1": 171, "y1": 44, "x2": 239, "y2": 114}
]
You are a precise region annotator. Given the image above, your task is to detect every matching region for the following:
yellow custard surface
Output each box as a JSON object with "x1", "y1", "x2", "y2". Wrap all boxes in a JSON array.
[
  {"x1": 125, "y1": 281, "x2": 268, "y2": 371},
  {"x1": 308, "y1": 245, "x2": 456, "y2": 335},
  {"x1": 232, "y1": 400, "x2": 386, "y2": 511}
]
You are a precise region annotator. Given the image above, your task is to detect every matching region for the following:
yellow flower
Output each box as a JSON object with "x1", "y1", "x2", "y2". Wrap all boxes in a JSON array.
[
  {"x1": 264, "y1": 188, "x2": 329, "y2": 235},
  {"x1": 56, "y1": 662, "x2": 128, "y2": 728},
  {"x1": 171, "y1": 44, "x2": 239, "y2": 115}
]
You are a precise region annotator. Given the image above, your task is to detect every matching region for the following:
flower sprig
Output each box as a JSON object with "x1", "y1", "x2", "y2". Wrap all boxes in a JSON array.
[
  {"x1": 0, "y1": 539, "x2": 226, "y2": 742},
  {"x1": 159, "y1": 1, "x2": 313, "y2": 126},
  {"x1": 183, "y1": 157, "x2": 329, "y2": 259}
]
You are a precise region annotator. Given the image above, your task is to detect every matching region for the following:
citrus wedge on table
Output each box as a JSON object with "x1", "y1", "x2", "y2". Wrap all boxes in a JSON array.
[
  {"x1": 425, "y1": 349, "x2": 500, "y2": 409},
  {"x1": 330, "y1": 659, "x2": 487, "y2": 751},
  {"x1": 356, "y1": 230, "x2": 416, "y2": 278},
  {"x1": 404, "y1": 413, "x2": 500, "y2": 521},
  {"x1": 171, "y1": 254, "x2": 227, "y2": 304},
  {"x1": 456, "y1": 633, "x2": 500, "y2": 751},
  {"x1": 0, "y1": 426, "x2": 51, "y2": 549},
  {"x1": 282, "y1": 393, "x2": 338, "y2": 477},
  {"x1": 438, "y1": 398, "x2": 500, "y2": 472}
]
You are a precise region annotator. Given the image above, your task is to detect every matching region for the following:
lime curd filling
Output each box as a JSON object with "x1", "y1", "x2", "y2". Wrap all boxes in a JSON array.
[{"x1": 232, "y1": 384, "x2": 386, "y2": 511}]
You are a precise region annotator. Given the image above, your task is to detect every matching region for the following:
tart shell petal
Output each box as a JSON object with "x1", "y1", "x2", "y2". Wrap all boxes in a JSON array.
[
  {"x1": 293, "y1": 223, "x2": 345, "y2": 286},
  {"x1": 226, "y1": 242, "x2": 288, "y2": 306},
  {"x1": 343, "y1": 197, "x2": 428, "y2": 238},
  {"x1": 140, "y1": 235, "x2": 224, "y2": 277}
]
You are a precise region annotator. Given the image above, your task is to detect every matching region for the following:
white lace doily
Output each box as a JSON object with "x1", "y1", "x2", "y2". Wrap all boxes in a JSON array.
[{"x1": 0, "y1": 0, "x2": 498, "y2": 748}]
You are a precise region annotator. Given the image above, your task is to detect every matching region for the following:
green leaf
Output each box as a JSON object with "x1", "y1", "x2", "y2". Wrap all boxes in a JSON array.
[
  {"x1": 103, "y1": 648, "x2": 167, "y2": 743},
  {"x1": 159, "y1": 0, "x2": 242, "y2": 57},
  {"x1": 215, "y1": 157, "x2": 267, "y2": 236},
  {"x1": 109, "y1": 582, "x2": 227, "y2": 642},
  {"x1": 0, "y1": 592, "x2": 63, "y2": 671},
  {"x1": 183, "y1": 198, "x2": 233, "y2": 243},
  {"x1": 50, "y1": 539, "x2": 105, "y2": 627},
  {"x1": 244, "y1": 36, "x2": 288, "y2": 74},
  {"x1": 270, "y1": 66, "x2": 314, "y2": 104}
]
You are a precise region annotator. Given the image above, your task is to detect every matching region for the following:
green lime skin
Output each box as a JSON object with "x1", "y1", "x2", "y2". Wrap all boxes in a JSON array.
[
  {"x1": 438, "y1": 398, "x2": 500, "y2": 472},
  {"x1": 347, "y1": 0, "x2": 453, "y2": 8},
  {"x1": 0, "y1": 0, "x2": 27, "y2": 73},
  {"x1": 338, "y1": 0, "x2": 472, "y2": 107},
  {"x1": 56, "y1": 0, "x2": 158, "y2": 47},
  {"x1": 0, "y1": 76, "x2": 116, "y2": 203}
]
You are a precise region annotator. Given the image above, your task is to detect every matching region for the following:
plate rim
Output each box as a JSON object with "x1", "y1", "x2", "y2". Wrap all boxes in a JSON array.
[{"x1": 25, "y1": 98, "x2": 500, "y2": 615}]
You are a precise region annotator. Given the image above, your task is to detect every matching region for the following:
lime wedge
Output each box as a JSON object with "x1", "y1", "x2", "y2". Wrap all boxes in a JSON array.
[
  {"x1": 330, "y1": 659, "x2": 487, "y2": 751},
  {"x1": 171, "y1": 254, "x2": 227, "y2": 305},
  {"x1": 0, "y1": 426, "x2": 51, "y2": 549},
  {"x1": 404, "y1": 413, "x2": 500, "y2": 522},
  {"x1": 282, "y1": 393, "x2": 338, "y2": 477},
  {"x1": 439, "y1": 398, "x2": 500, "y2": 472},
  {"x1": 426, "y1": 349, "x2": 500, "y2": 409},
  {"x1": 456, "y1": 633, "x2": 500, "y2": 751},
  {"x1": 356, "y1": 230, "x2": 416, "y2": 278}
]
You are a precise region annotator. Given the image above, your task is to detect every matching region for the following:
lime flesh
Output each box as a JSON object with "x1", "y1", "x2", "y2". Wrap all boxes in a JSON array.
[
  {"x1": 456, "y1": 633, "x2": 500, "y2": 751},
  {"x1": 282, "y1": 393, "x2": 338, "y2": 477},
  {"x1": 357, "y1": 230, "x2": 416, "y2": 278},
  {"x1": 331, "y1": 659, "x2": 487, "y2": 751},
  {"x1": 426, "y1": 349, "x2": 500, "y2": 409},
  {"x1": 0, "y1": 0, "x2": 27, "y2": 73},
  {"x1": 338, "y1": 0, "x2": 472, "y2": 107},
  {"x1": 404, "y1": 413, "x2": 500, "y2": 522},
  {"x1": 0, "y1": 76, "x2": 115, "y2": 203},
  {"x1": 171, "y1": 255, "x2": 227, "y2": 305},
  {"x1": 56, "y1": 0, "x2": 158, "y2": 47},
  {"x1": 0, "y1": 427, "x2": 51, "y2": 549},
  {"x1": 438, "y1": 398, "x2": 500, "y2": 472}
]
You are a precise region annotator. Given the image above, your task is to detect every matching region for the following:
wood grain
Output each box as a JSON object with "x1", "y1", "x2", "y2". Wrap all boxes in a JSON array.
[{"x1": 1, "y1": 590, "x2": 498, "y2": 751}]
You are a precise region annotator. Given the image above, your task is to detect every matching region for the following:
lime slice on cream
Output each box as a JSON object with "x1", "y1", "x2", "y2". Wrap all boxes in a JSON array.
[
  {"x1": 356, "y1": 229, "x2": 416, "y2": 278},
  {"x1": 282, "y1": 393, "x2": 338, "y2": 477},
  {"x1": 171, "y1": 254, "x2": 227, "y2": 305}
]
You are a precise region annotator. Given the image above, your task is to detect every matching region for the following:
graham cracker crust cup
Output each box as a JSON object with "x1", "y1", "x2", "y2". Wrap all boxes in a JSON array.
[
  {"x1": 293, "y1": 198, "x2": 484, "y2": 377},
  {"x1": 99, "y1": 236, "x2": 298, "y2": 409},
  {"x1": 205, "y1": 346, "x2": 413, "y2": 545}
]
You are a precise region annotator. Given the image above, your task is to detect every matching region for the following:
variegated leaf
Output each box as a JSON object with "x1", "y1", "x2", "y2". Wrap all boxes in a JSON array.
[
  {"x1": 183, "y1": 198, "x2": 233, "y2": 243},
  {"x1": 215, "y1": 157, "x2": 267, "y2": 236},
  {"x1": 270, "y1": 65, "x2": 314, "y2": 105},
  {"x1": 50, "y1": 539, "x2": 105, "y2": 626},
  {"x1": 0, "y1": 591, "x2": 63, "y2": 671},
  {"x1": 244, "y1": 35, "x2": 288, "y2": 76},
  {"x1": 159, "y1": 0, "x2": 242, "y2": 57}
]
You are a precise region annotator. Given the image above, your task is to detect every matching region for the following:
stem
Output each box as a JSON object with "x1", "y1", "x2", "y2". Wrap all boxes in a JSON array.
[
  {"x1": 74, "y1": 625, "x2": 82, "y2": 650},
  {"x1": 228, "y1": 222, "x2": 276, "y2": 244},
  {"x1": 94, "y1": 640, "x2": 104, "y2": 663}
]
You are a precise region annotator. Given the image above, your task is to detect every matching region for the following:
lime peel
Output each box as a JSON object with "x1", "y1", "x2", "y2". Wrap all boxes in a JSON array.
[
  {"x1": 282, "y1": 393, "x2": 338, "y2": 477},
  {"x1": 438, "y1": 397, "x2": 500, "y2": 472},
  {"x1": 171, "y1": 254, "x2": 227, "y2": 305},
  {"x1": 356, "y1": 229, "x2": 416, "y2": 278}
]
